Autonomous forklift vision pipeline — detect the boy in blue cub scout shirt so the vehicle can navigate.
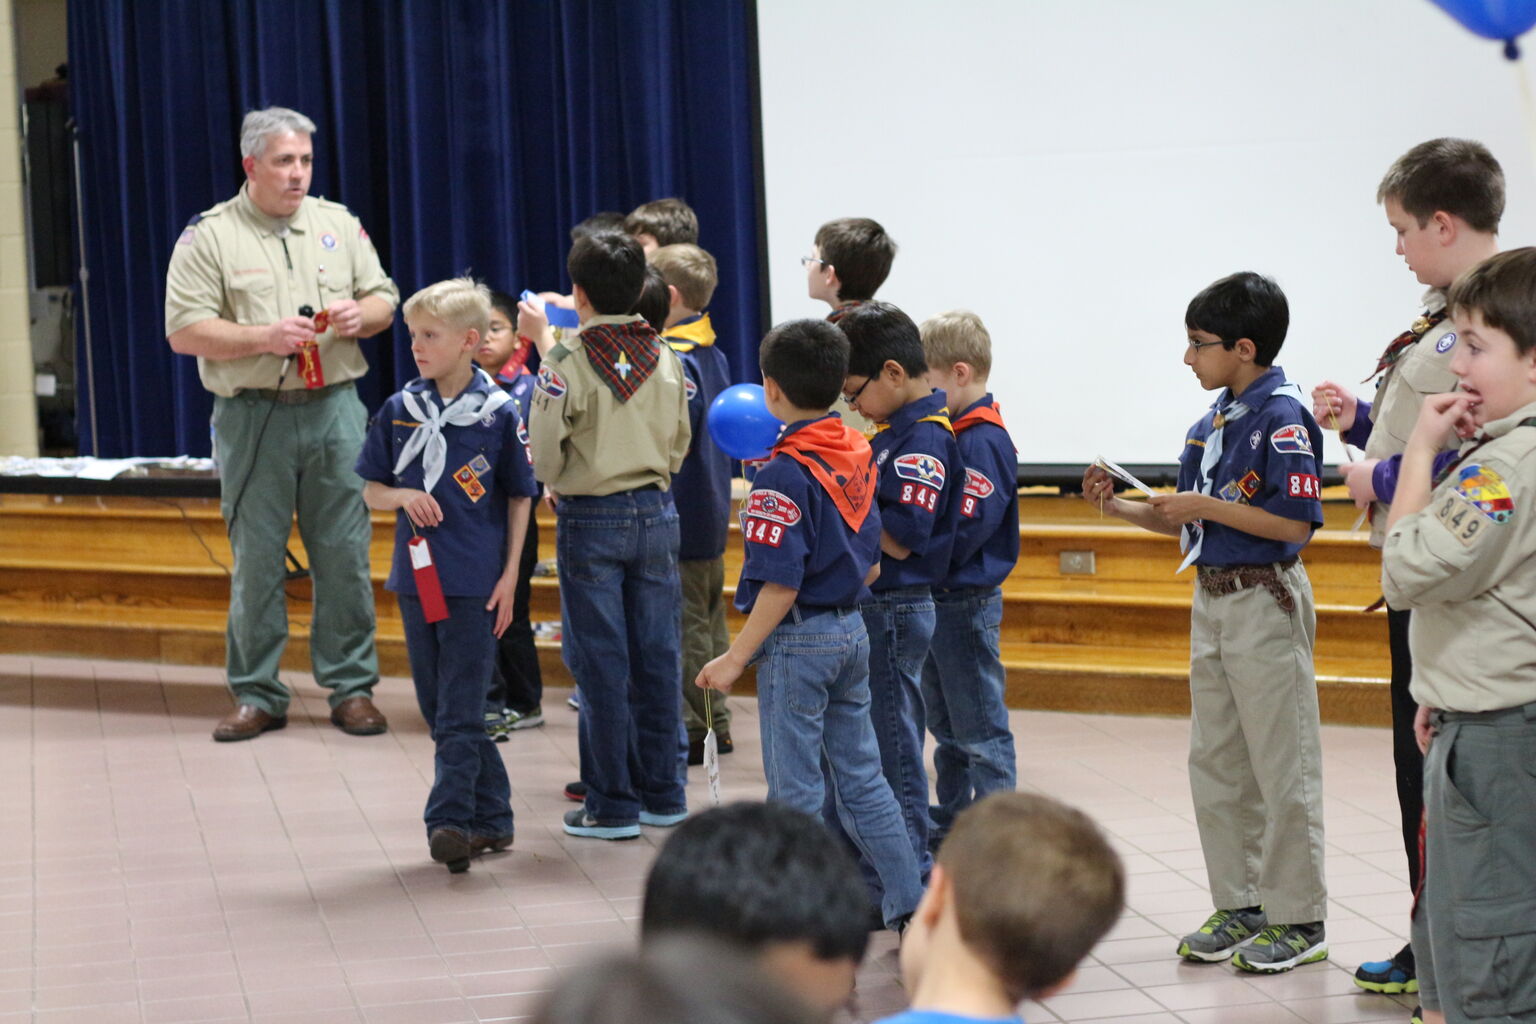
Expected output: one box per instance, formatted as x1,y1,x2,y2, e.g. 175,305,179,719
651,243,735,764
355,278,536,874
918,311,1020,847
838,301,964,884
1082,272,1329,973
697,318,924,931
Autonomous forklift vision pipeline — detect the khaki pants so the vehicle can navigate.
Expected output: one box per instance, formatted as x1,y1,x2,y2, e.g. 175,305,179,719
680,556,730,739
1188,560,1327,924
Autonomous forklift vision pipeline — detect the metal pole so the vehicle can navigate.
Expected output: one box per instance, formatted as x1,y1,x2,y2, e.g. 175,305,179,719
67,120,99,456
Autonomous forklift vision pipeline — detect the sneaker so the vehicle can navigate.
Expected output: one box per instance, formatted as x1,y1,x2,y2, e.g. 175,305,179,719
639,808,688,827
563,780,587,802
505,706,545,731
484,712,510,743
566,692,581,711
562,807,639,840
1355,945,1418,995
428,827,472,873
1410,1007,1424,1024
1177,908,1268,962
1233,922,1328,973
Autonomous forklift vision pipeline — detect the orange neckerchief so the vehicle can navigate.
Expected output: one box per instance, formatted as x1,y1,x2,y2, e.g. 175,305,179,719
772,417,876,531
952,401,1005,434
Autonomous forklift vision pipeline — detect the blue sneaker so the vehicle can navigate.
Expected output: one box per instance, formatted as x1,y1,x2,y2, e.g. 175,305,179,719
639,808,688,827
562,807,639,841
1355,946,1418,994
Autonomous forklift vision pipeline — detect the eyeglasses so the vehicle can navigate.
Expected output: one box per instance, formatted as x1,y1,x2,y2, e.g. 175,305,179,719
800,255,831,268
842,377,871,405
1186,338,1226,353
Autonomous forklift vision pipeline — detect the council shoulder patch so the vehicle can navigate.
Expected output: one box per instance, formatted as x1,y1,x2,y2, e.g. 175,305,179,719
1270,424,1313,456
684,377,698,401
536,365,566,398
962,468,994,499
1453,464,1515,523
892,452,947,489
745,489,802,526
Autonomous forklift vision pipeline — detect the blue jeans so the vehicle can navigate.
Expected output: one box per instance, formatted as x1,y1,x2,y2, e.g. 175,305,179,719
557,489,686,823
922,586,1017,842
398,595,513,839
857,585,935,880
757,607,924,927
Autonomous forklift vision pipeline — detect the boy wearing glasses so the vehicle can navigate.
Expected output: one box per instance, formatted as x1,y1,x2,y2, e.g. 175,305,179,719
805,217,897,325
837,301,964,894
1081,272,1329,973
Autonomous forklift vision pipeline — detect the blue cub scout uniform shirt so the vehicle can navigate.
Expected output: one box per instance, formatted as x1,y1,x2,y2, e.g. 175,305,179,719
663,315,733,560
735,416,883,612
870,389,963,590
356,374,539,597
944,395,1020,590
1175,366,1325,566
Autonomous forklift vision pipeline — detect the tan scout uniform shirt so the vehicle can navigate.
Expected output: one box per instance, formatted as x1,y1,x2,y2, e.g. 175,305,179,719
164,184,400,397
1364,289,1462,547
1382,399,1536,712
528,313,691,496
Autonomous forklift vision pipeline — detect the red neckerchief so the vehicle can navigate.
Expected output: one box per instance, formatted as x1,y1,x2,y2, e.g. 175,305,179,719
826,300,865,325
1363,311,1447,384
772,417,876,531
582,320,660,401
496,338,532,381
952,401,1006,434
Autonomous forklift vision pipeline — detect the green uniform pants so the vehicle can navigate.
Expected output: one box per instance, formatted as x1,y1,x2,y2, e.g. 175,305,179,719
680,555,731,739
212,384,378,715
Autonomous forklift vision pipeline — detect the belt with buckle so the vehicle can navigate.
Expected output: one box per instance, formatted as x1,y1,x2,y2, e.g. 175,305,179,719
1196,556,1299,612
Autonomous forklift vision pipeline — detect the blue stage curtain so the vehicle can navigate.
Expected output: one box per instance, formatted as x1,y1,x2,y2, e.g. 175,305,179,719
67,0,765,456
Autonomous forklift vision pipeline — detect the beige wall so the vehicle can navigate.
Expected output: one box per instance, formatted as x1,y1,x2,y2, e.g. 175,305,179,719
15,0,65,91
0,0,37,455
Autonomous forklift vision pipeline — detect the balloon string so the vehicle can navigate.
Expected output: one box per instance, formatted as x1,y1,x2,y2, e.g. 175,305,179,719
1515,55,1536,174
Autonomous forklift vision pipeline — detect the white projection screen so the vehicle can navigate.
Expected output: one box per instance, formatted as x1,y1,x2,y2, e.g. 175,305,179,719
756,0,1536,470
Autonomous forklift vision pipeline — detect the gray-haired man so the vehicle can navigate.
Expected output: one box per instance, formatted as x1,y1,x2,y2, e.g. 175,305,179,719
165,107,399,741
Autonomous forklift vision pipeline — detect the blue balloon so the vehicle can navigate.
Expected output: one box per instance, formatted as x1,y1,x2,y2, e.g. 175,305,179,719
707,383,782,461
1430,0,1536,56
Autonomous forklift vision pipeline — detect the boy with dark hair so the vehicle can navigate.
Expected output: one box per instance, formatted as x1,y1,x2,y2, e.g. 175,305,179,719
626,197,700,253
1083,271,1329,972
355,278,536,872
697,318,924,932
838,300,963,885
806,217,897,323
918,310,1019,844
886,792,1125,1023
570,210,627,242
474,290,544,737
632,264,672,332
528,230,693,840
1311,138,1502,997
642,801,872,1018
1382,246,1536,1024
652,243,735,762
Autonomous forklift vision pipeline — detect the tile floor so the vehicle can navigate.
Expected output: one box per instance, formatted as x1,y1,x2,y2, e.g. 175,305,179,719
0,655,1419,1023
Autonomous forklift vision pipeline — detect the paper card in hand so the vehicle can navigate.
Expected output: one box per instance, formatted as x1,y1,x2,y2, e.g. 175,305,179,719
408,537,450,623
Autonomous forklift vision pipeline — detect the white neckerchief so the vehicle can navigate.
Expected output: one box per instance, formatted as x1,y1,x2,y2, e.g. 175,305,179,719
394,368,511,494
1179,381,1305,573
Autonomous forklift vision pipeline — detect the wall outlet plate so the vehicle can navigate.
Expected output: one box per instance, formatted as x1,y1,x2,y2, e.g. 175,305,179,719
1059,550,1096,575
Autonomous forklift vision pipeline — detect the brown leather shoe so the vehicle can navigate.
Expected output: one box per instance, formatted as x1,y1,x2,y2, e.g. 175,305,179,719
469,833,514,856
212,704,286,742
330,696,388,736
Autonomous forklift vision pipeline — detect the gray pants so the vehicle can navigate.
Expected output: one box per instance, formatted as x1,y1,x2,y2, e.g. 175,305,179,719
680,555,730,739
213,385,379,715
1188,560,1328,924
1414,705,1536,1022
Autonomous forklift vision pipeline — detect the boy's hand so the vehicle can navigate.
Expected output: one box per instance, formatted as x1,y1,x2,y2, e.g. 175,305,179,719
486,571,518,638
399,489,443,529
1311,380,1357,431
1339,459,1379,508
696,651,746,693
325,298,364,337
1081,465,1118,511
1410,391,1479,453
1414,704,1437,755
518,301,557,357
1148,491,1209,525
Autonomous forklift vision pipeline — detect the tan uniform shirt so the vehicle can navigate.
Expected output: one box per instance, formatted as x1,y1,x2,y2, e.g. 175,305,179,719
164,184,400,397
528,313,691,496
1382,399,1536,712
1364,289,1462,547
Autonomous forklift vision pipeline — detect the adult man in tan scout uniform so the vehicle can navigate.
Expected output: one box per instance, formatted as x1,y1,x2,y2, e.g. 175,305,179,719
165,107,400,742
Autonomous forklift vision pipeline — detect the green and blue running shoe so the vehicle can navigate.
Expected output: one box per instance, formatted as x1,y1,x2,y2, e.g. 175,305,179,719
1233,921,1328,973
1355,945,1418,994
1177,907,1268,962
